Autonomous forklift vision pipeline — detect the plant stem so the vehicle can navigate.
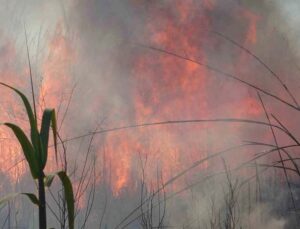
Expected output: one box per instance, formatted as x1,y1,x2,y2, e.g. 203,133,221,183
38,174,47,229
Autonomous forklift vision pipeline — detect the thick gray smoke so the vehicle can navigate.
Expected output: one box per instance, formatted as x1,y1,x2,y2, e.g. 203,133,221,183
0,0,299,228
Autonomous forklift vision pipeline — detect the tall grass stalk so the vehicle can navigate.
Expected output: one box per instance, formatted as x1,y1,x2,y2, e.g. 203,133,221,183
0,83,75,229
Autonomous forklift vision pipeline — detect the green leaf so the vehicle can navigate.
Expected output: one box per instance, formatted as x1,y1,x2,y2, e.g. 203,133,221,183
40,109,58,168
0,83,40,164
47,171,74,229
57,171,74,229
44,174,55,187
0,193,39,206
23,193,40,205
3,123,39,179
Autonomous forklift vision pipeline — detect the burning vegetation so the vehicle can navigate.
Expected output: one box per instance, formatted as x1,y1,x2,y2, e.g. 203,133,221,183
0,0,299,228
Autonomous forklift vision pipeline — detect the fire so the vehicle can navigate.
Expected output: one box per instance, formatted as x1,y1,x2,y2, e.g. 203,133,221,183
0,39,29,182
104,134,136,195
39,22,76,173
102,1,261,195
40,22,75,110
240,9,260,45
98,1,213,194
0,1,264,198
0,21,75,184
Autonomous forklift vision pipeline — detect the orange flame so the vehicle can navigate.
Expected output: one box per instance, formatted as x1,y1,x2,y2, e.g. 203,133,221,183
0,2,265,198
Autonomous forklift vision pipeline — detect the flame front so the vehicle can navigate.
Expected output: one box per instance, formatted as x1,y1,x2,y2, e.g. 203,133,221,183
100,1,263,195
0,1,267,197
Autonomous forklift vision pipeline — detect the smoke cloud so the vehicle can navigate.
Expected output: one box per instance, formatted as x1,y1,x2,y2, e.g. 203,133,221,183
0,0,299,228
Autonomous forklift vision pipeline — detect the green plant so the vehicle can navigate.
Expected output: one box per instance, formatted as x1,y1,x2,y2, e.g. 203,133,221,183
0,83,74,229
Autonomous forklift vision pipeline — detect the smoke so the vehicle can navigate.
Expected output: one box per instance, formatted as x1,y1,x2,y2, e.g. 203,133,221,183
0,0,299,228
246,204,286,229
271,0,300,72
